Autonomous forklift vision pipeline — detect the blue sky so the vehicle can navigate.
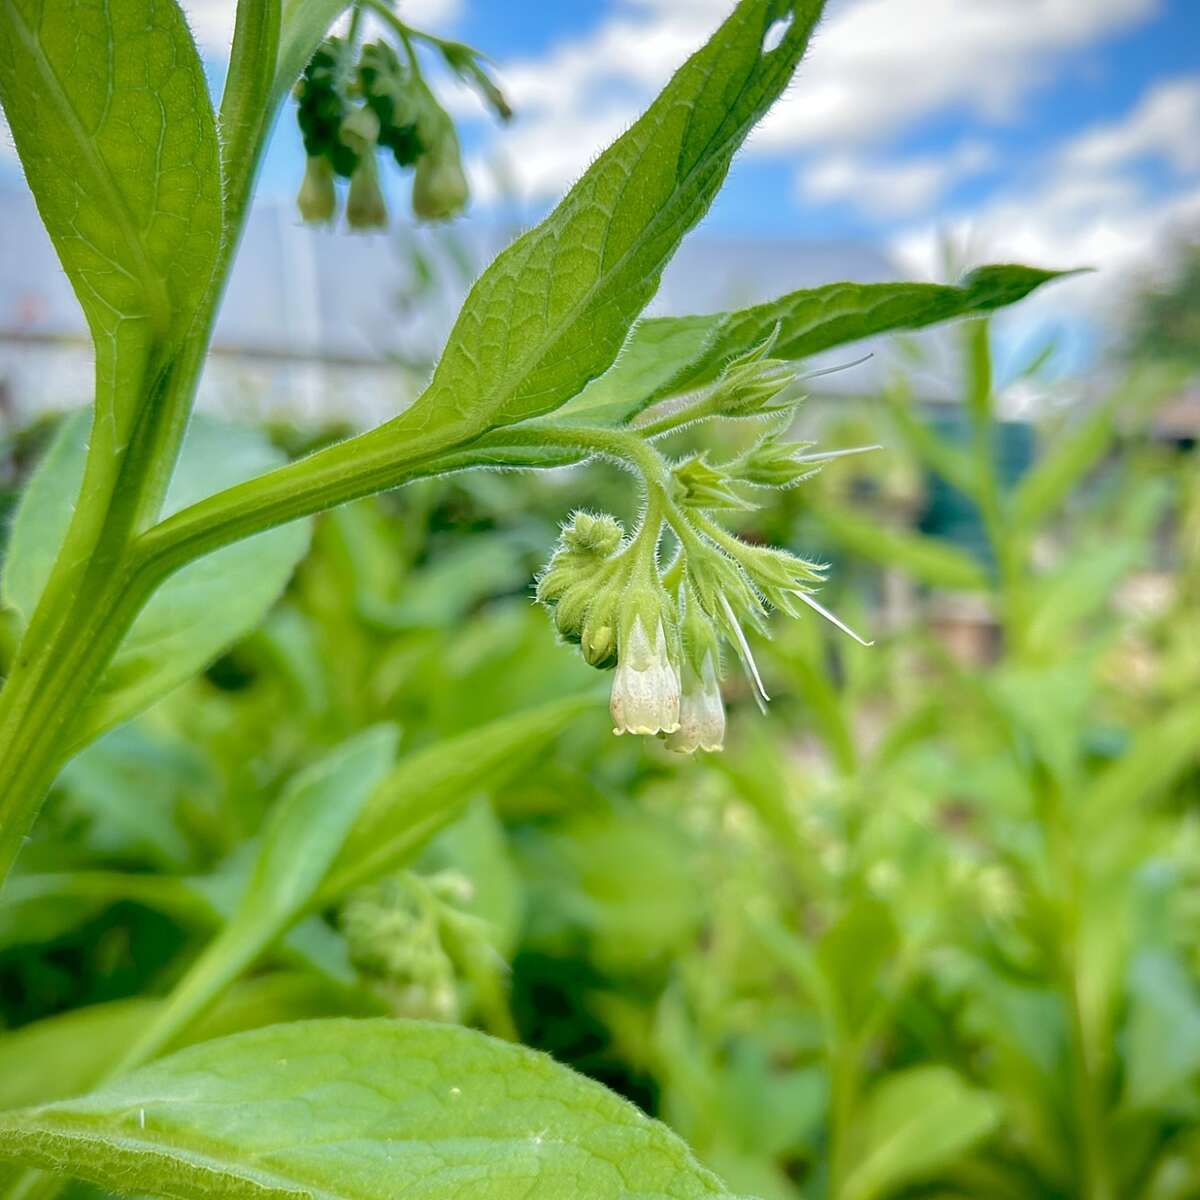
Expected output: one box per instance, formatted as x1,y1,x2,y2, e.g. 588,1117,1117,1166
250,0,1199,345
3,0,1197,362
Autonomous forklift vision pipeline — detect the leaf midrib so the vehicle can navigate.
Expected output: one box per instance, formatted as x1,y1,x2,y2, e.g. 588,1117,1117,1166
4,0,172,332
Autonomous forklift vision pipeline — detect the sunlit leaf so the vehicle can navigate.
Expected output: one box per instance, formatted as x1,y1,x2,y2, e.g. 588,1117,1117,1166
0,1020,741,1199
0,0,223,434
387,0,824,442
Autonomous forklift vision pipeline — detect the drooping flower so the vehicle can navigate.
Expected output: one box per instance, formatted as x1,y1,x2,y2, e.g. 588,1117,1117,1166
666,652,725,754
297,155,337,224
610,617,681,737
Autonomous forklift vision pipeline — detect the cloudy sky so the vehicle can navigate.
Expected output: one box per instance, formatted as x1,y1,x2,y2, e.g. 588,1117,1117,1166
251,0,1196,338
4,0,1198,364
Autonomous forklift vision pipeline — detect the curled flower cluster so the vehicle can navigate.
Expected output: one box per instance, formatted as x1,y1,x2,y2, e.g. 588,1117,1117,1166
294,21,509,230
536,347,878,755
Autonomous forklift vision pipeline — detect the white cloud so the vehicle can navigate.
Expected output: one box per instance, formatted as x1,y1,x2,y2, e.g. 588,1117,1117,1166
754,0,1159,150
1063,76,1200,175
470,0,1160,202
179,0,463,56
890,78,1200,329
798,141,995,218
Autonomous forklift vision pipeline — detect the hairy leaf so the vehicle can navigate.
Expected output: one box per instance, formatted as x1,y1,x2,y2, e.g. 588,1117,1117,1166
390,0,824,443
0,1019,740,1199
0,0,223,434
556,266,1067,428
2,414,311,745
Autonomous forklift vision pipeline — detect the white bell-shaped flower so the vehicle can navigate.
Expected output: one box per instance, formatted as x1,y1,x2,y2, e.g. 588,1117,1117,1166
610,617,680,736
666,652,725,754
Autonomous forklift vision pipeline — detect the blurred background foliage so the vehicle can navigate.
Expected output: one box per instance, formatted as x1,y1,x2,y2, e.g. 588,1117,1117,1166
1,281,1199,1200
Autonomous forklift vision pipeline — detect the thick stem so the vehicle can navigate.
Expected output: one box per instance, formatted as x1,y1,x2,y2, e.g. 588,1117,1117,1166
0,0,355,887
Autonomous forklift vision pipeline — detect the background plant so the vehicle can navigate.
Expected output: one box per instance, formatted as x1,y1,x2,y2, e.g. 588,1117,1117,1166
0,0,1175,1198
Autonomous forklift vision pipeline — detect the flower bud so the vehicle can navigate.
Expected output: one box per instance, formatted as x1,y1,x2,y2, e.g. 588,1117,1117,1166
297,155,337,224
346,151,388,231
673,453,755,511
579,587,620,668
562,510,624,557
440,41,513,122
707,329,801,418
413,146,469,220
715,538,825,618
738,435,820,489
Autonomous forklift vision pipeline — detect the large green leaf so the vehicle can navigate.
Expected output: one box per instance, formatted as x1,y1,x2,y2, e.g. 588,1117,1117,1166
555,267,1066,429
390,0,824,443
0,0,223,434
0,1020,739,1200
2,413,310,745
841,1066,1001,1200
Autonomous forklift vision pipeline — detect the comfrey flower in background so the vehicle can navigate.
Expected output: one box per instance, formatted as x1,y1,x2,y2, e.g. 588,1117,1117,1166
536,335,878,755
293,19,509,230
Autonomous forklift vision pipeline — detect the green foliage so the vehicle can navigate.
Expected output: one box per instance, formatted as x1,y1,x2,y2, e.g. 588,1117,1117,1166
841,1067,1001,1200
555,269,1063,430
0,0,222,436
1122,240,1200,367
0,1020,738,1200
2,415,310,749
395,0,824,441
0,0,1172,1198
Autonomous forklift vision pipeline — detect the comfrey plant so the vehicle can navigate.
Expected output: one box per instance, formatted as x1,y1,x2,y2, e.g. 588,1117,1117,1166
535,335,882,753
0,0,1064,1194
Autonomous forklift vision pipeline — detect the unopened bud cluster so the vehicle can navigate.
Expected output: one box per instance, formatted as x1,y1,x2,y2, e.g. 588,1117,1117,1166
294,25,509,230
341,871,497,1022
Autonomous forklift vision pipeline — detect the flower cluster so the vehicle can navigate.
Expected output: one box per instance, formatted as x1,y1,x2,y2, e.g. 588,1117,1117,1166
536,350,878,754
293,19,509,230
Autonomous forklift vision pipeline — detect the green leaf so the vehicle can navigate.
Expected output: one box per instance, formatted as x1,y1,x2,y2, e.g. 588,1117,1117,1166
1123,948,1200,1110
552,266,1067,429
320,694,594,902
115,728,397,1068
0,1019,739,1200
0,975,368,1112
809,500,991,592
841,1066,1001,1200
0,0,223,434
556,316,721,427
56,725,213,869
391,0,825,442
1010,395,1119,530
2,413,311,745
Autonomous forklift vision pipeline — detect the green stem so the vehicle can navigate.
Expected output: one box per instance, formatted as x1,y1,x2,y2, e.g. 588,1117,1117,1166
0,0,354,888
